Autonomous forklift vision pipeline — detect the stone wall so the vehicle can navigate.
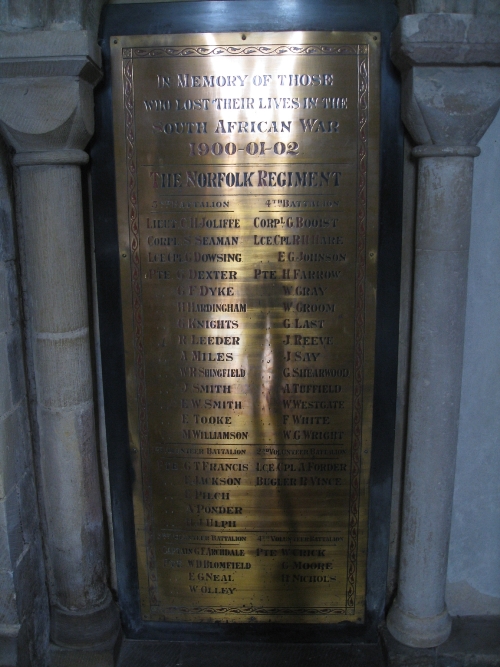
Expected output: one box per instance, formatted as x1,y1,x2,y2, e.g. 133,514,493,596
398,0,500,14
446,108,500,616
0,140,49,667
0,0,104,33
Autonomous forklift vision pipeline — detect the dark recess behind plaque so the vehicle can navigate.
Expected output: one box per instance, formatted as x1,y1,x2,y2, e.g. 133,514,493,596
91,0,402,642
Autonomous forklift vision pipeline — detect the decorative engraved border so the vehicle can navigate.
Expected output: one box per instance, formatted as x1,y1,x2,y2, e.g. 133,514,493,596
131,44,361,58
123,42,369,619
346,48,369,610
123,55,160,607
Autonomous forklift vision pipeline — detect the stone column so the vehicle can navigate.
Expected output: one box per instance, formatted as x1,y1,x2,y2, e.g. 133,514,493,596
387,14,500,648
0,36,119,649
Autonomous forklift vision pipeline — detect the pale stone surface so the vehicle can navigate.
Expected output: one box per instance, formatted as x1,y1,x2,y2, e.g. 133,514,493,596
12,153,118,648
0,34,118,650
398,0,500,14
387,155,474,648
0,0,107,37
0,139,49,666
388,13,500,647
401,67,500,146
393,13,500,67
446,108,500,616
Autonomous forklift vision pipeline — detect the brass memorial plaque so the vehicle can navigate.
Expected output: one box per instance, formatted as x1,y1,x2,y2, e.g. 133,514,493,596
111,31,379,624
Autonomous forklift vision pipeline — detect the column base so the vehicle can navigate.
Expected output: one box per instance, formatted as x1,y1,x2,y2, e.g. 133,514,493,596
386,599,452,648
50,593,120,650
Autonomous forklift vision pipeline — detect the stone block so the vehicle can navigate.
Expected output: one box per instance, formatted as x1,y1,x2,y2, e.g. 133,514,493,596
17,470,41,550
37,402,109,607
0,202,14,263
4,486,23,567
393,14,500,68
0,571,17,625
415,0,476,11
12,543,44,637
19,165,91,333
5,262,20,331
0,336,12,417
0,496,12,572
440,616,500,657
7,328,26,408
28,593,50,667
15,619,33,667
15,400,31,476
11,512,49,667
478,0,500,12
0,624,19,667
0,30,101,67
0,406,29,500
35,333,93,409
380,626,436,667
50,645,114,667
0,262,10,334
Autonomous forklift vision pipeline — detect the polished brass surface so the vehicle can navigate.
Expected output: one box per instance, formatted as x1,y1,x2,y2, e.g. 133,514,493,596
111,31,379,624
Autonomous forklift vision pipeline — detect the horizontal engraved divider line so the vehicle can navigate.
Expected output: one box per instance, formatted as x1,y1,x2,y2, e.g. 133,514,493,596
156,456,240,460
148,208,341,212
157,531,346,535
141,162,351,165
154,443,348,446
157,541,344,546
152,612,349,616
147,193,344,197
152,195,345,198
147,208,237,211
141,164,351,168
157,530,345,534
256,209,344,212
254,544,343,558
36,327,89,341
157,528,347,544
155,194,345,197
147,197,346,203
154,453,349,456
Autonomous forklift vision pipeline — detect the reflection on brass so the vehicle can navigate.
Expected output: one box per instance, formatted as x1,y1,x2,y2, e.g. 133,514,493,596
111,31,379,624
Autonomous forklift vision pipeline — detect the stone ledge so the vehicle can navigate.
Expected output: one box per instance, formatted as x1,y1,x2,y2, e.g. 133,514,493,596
393,14,500,68
0,30,101,68
0,30,101,84
50,644,115,667
381,615,500,666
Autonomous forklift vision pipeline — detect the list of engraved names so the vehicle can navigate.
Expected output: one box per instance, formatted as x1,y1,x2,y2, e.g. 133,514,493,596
112,32,379,623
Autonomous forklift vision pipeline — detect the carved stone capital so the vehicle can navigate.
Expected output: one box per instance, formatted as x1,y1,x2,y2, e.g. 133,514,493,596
0,30,101,154
401,65,500,147
392,13,500,147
